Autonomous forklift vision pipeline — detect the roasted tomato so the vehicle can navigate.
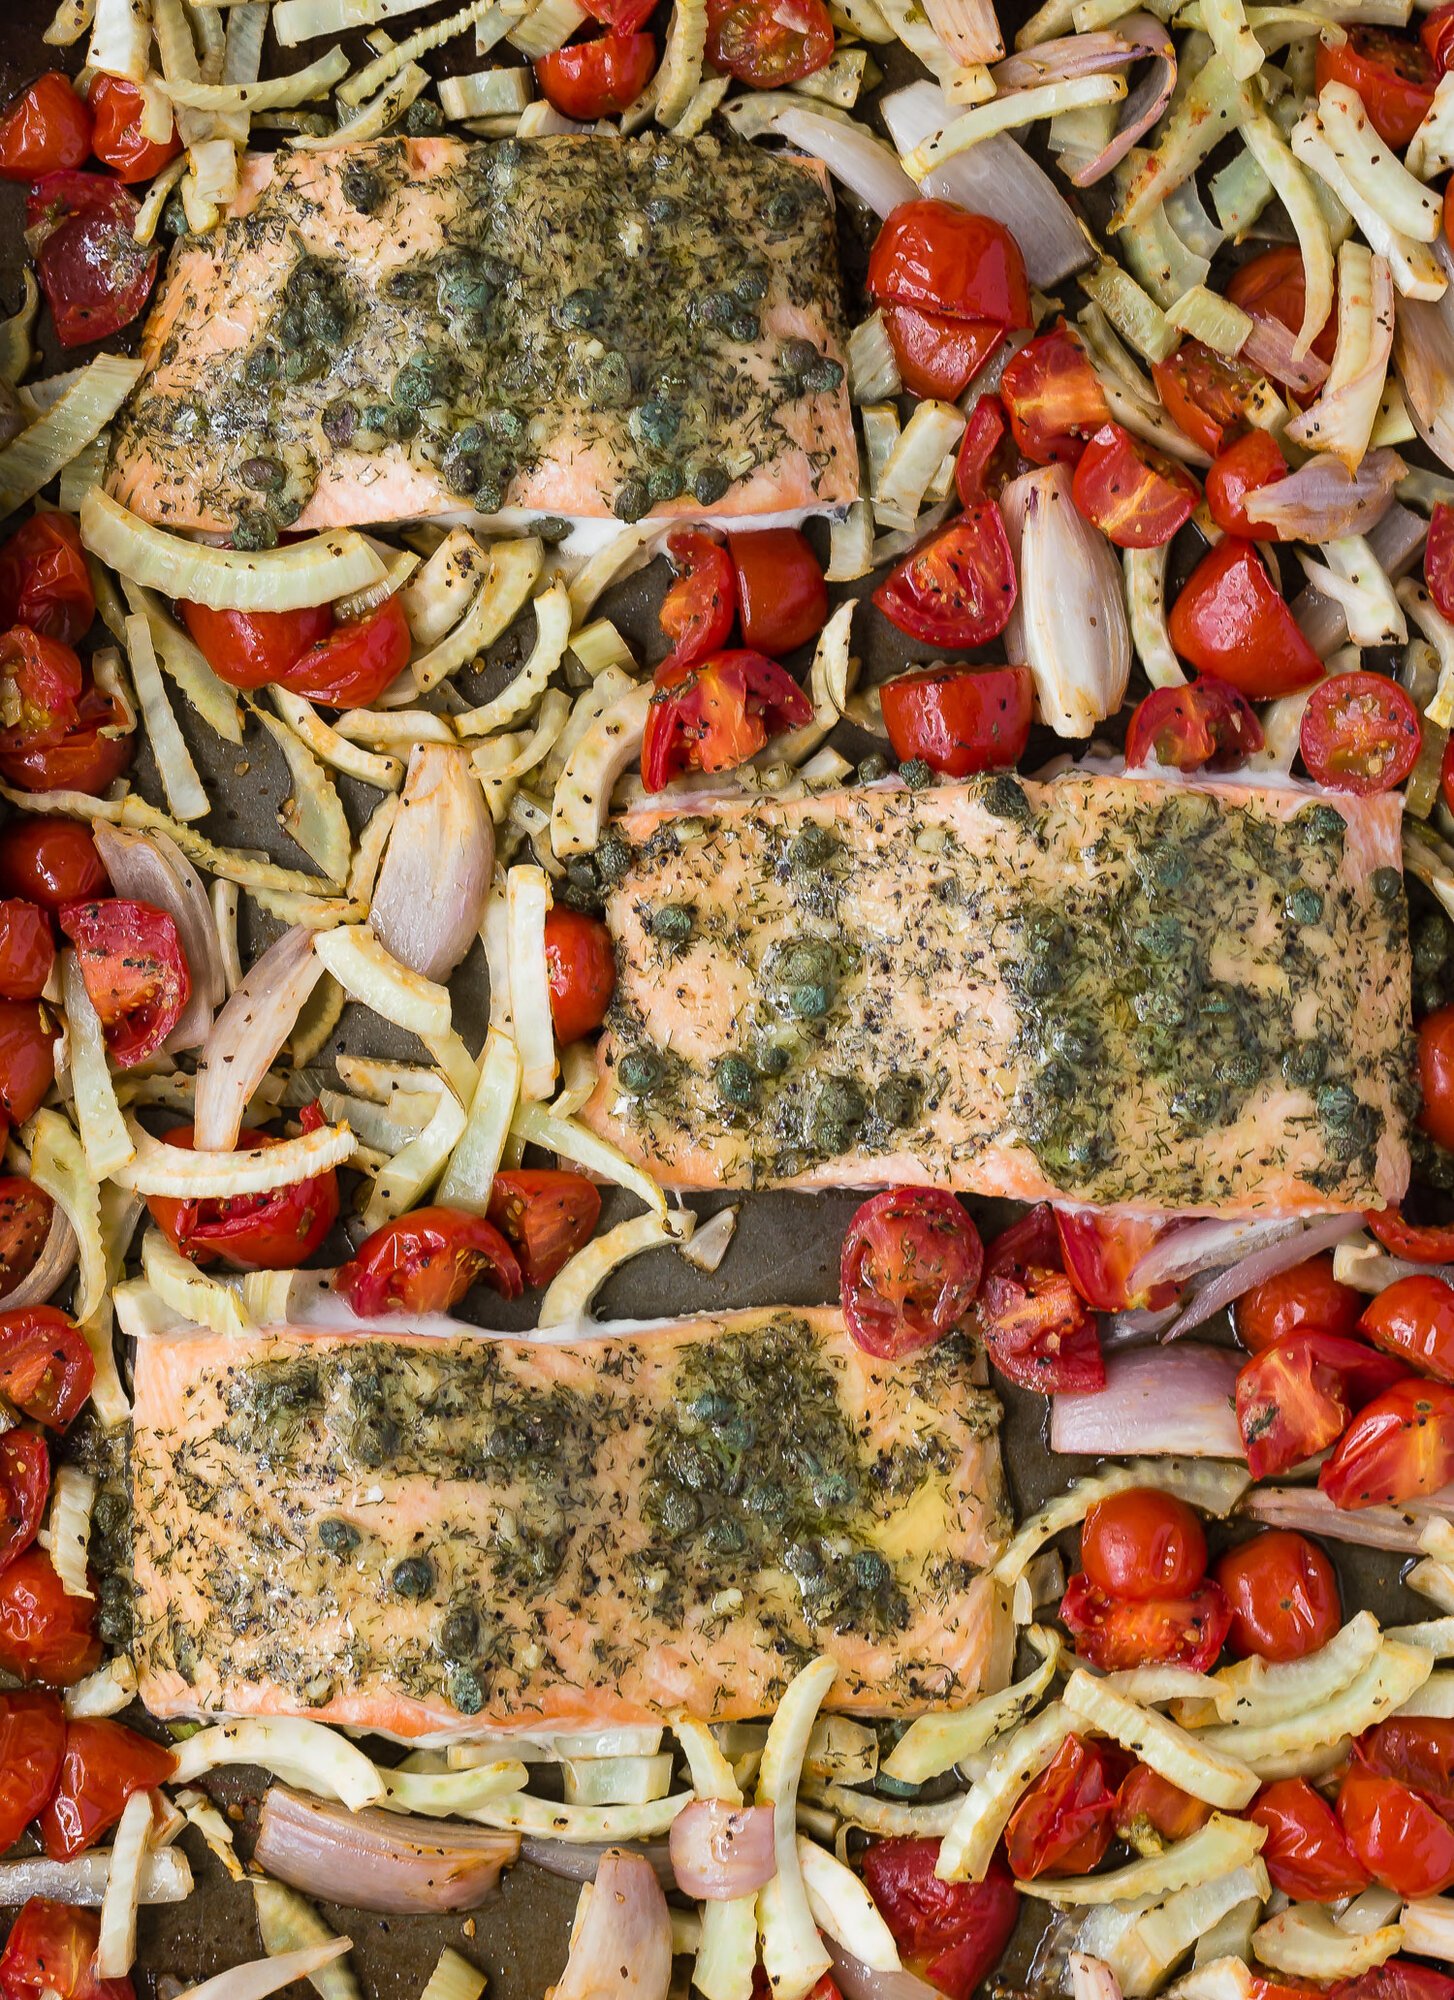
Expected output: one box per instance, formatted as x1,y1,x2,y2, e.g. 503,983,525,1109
180,601,334,692
278,594,412,709
0,1549,99,1685
543,906,616,1045
872,510,1017,649
1059,1572,1232,1674
1320,1377,1454,1508
1366,1205,1454,1264
1300,672,1422,794
1335,1966,1454,2000
868,202,1031,337
25,172,156,348
1053,1209,1179,1313
955,394,1018,507
706,0,832,84
727,528,827,658
859,1838,1020,2000
840,1188,984,1360
659,531,736,674
880,664,1033,778
0,1690,65,1852
1235,1332,1407,1480
641,650,811,791
0,1430,48,1579
58,898,190,1070
336,1206,524,1317
882,305,1006,403
0,626,81,755
0,1899,134,2000
486,1170,602,1290
999,325,1109,464
1080,1489,1208,1601
86,75,181,183
1358,1718,1454,1823
0,1306,94,1429
1169,538,1322,698
0,999,57,1125
1114,1764,1211,1851
0,680,132,796
0,515,95,646
0,818,106,912
1428,503,1454,623
976,1205,1104,1394
1225,247,1339,374
1234,1253,1364,1353
1360,1272,1454,1382
0,900,55,1001
1251,1779,1372,1901
1215,1530,1342,1663
1070,423,1199,549
0,75,92,183
39,1719,175,1860
0,1179,57,1304
1123,677,1263,775
145,1116,340,1271
1316,28,1435,148
1152,342,1263,458
536,31,657,115
1337,1766,1454,1898
1004,1733,1126,1880
1418,1008,1454,1157
1205,430,1290,539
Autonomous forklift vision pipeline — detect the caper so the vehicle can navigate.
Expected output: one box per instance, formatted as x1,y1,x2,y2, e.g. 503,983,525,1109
403,97,443,133
585,351,632,409
321,398,357,445
666,1439,714,1489
692,1390,737,1426
532,515,572,544
161,192,188,238
351,1414,400,1467
697,289,737,328
596,831,634,882
1372,866,1402,902
557,285,605,329
93,1490,125,1537
447,1667,485,1714
231,510,277,552
618,1048,663,1094
789,823,835,872
874,1075,919,1128
651,902,694,942
280,347,320,383
1152,847,1189,892
1171,1082,1222,1124
1286,884,1325,926
1300,801,1346,845
474,473,506,514
240,455,284,492
1416,913,1452,976
784,1540,823,1582
614,478,650,524
779,336,820,377
341,161,384,212
1316,1081,1359,1130
764,190,801,228
359,402,395,436
647,464,682,507
632,396,681,448
659,1488,701,1537
244,347,279,387
754,1038,791,1077
900,757,932,791
644,194,678,224
439,1603,482,1659
392,361,434,410
318,1517,360,1555
1283,1040,1327,1088
803,356,845,394
440,269,493,315
858,752,889,783
691,461,730,506
715,1053,756,1108
812,1467,855,1508
728,311,760,344
704,1518,745,1556
814,1075,866,1143
392,1556,435,1600
1218,1050,1263,1088
303,296,345,345
980,773,1032,825
853,1549,890,1591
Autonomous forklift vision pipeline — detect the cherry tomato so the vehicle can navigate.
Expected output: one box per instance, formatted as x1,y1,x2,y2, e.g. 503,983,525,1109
0,75,92,183
1235,1333,1406,1480
58,898,190,1070
0,818,106,912
1004,1733,1125,1880
1205,430,1290,539
1123,677,1263,775
0,1690,65,1852
1053,1210,1180,1313
881,305,1006,403
872,509,1017,649
1114,1764,1211,1850
1419,1007,1454,1158
0,999,56,1124
1317,28,1435,148
86,75,181,183
0,515,95,647
1152,341,1262,458
0,900,54,1000
1070,423,1199,549
1169,537,1323,698
336,1205,523,1317
1251,1778,1371,1900
1081,1489,1208,1602
0,1899,134,2000
0,1306,94,1429
1300,672,1422,795
0,681,133,796
1320,1377,1454,1508
868,201,1031,335
0,1179,56,1303
706,0,833,83
955,394,1017,508
25,172,156,348
145,1116,340,1271
581,0,655,26
1358,1719,1454,1823
1360,1272,1454,1382
658,531,736,675
543,906,616,1045
1226,247,1339,377
181,600,333,692
1366,1205,1454,1264
1059,1572,1232,1673
999,326,1109,464
641,650,811,791
1336,1966,1454,2000
486,1170,602,1289
1425,504,1454,626
40,1718,176,1860
0,1430,48,1579
840,1188,984,1360
278,594,411,709
536,31,657,115
0,1548,99,1684
859,1838,1020,2000
1215,1530,1342,1664
727,528,826,658
975,1204,1104,1394
1235,1253,1365,1354
880,664,1032,778
1338,1766,1454,1898
0,627,81,755
1425,3,1454,71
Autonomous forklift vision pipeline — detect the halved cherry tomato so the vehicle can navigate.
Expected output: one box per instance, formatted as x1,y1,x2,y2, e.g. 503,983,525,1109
0,1690,65,1852
1338,1766,1454,1898
0,681,132,797
860,1838,1020,2000
25,172,156,348
1418,1007,1454,1156
1300,671,1422,794
536,31,657,115
1317,28,1435,148
706,0,833,83
145,1115,340,1271
1214,1530,1342,1663
544,906,616,1044
0,1899,134,2000
40,1718,176,1861
872,509,1017,649
1152,341,1262,458
1226,247,1339,377
1070,423,1199,549
1251,1778,1371,1900
0,75,92,183
0,819,106,912
1366,1204,1454,1264
1235,1333,1407,1480
0,900,54,1000
86,75,181,183
1444,735,1454,820
0,515,95,646
1359,1719,1454,1823
999,326,1109,464
0,1179,57,1303
1114,1764,1211,1850
1205,430,1290,539
1123,677,1263,775
278,594,412,708
975,1205,1104,1394
180,601,333,692
0,1548,99,1684
1059,1572,1231,1673
881,305,1005,403
1425,3,1454,72
1425,504,1454,625
641,650,811,791
1081,1489,1207,1602
659,531,736,673
0,1306,95,1429
0,999,56,1124
1053,1210,1180,1313
1320,1377,1454,1508
1337,1966,1454,2000
727,528,826,657
336,1205,523,1317
0,1430,48,1579
1235,1253,1365,1354
840,1188,984,1360
880,665,1032,778
486,1170,602,1290
868,201,1031,334
58,898,190,1070
1361,1272,1454,1382
0,627,81,755
582,0,655,26
1169,537,1322,698
955,394,1016,508
1005,1733,1125,1880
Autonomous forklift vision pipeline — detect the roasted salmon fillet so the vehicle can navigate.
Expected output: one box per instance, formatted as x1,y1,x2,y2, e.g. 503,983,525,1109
105,132,856,544
584,773,1414,1215
130,1308,1011,1738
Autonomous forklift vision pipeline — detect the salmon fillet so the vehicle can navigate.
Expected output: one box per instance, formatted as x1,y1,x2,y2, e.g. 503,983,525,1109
105,133,856,543
129,1308,1012,1738
584,772,1414,1215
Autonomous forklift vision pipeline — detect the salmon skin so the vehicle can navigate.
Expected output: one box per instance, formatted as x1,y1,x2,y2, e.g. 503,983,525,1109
105,132,856,544
130,1307,1011,1737
586,772,1414,1216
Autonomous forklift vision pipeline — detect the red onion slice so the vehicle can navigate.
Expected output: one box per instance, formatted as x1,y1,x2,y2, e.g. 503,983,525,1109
370,744,493,982
1129,1215,1303,1293
519,1837,676,1889
669,1802,776,1900
828,1941,942,2000
770,106,916,218
554,1851,671,2000
91,823,226,1051
1294,500,1427,656
1165,1213,1365,1338
254,1786,519,1914
192,926,323,1153
0,1199,76,1310
1070,1957,1123,2000
1392,234,1454,474
1240,316,1331,398
1051,1344,1243,1458
1069,14,1176,187
993,30,1142,89
1245,449,1407,543
1242,1482,1454,1552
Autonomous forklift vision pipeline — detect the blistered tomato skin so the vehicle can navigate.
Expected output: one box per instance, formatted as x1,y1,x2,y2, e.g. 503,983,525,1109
1215,1530,1342,1661
1080,1490,1208,1602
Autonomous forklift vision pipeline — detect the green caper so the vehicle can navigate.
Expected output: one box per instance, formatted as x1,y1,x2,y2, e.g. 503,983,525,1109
596,831,634,882
784,1540,823,1582
980,773,1032,825
874,1075,919,1128
764,189,801,228
644,194,678,225
1285,884,1325,926
403,96,443,133
658,1488,701,1538
1171,1082,1222,1125
703,1518,746,1556
231,510,277,552
691,461,730,506
557,286,605,329
754,1038,791,1077
789,823,835,872
161,192,188,238
1316,1081,1359,1130
853,1549,890,1590
651,902,694,942
438,1603,482,1659
321,399,356,446
692,1389,736,1425
392,1556,434,1600
728,311,760,344
772,935,835,990
714,1053,756,1108
1282,1041,1327,1088
614,478,650,524
341,161,384,212
447,1666,485,1714
858,753,889,783
632,396,681,448
1152,847,1189,892
1300,802,1346,846
813,1074,866,1144
647,464,682,507
359,402,395,436
900,757,932,791
1372,866,1402,903
779,336,820,377
802,356,845,394
618,1048,663,1094
1218,1050,1263,1088
318,1517,360,1555
243,346,278,387
392,361,435,410
585,351,632,409
280,347,320,384
734,266,769,302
